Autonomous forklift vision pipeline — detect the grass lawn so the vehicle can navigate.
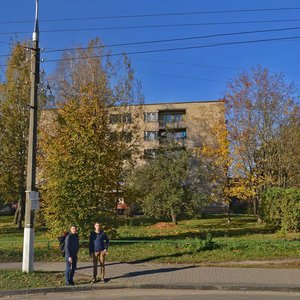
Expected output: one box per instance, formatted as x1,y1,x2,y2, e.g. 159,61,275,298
0,215,299,264
0,270,91,290
0,270,64,290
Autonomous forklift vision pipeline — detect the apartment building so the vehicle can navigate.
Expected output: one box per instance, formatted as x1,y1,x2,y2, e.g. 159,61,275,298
42,100,224,159
41,100,226,213
109,100,225,159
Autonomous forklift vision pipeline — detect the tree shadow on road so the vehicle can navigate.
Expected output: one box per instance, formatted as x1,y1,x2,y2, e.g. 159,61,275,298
108,265,196,281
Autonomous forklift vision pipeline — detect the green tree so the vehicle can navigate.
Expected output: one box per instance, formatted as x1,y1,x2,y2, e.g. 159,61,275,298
39,39,143,237
125,142,207,224
261,188,300,232
0,43,30,229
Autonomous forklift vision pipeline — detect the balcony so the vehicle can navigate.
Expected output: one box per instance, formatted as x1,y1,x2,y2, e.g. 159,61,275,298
158,110,186,129
158,130,187,146
159,120,186,129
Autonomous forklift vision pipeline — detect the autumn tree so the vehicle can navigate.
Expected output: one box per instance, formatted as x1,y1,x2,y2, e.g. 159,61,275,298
0,42,48,228
197,105,233,223
39,39,143,237
0,43,31,229
224,66,299,219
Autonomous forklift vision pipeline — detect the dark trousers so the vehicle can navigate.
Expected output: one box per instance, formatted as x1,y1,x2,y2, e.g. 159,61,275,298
65,256,77,284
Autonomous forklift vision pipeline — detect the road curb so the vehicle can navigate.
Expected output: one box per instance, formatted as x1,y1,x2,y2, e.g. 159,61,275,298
1,282,300,297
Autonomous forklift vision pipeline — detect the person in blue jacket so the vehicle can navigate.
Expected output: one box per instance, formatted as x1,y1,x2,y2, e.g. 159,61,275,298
89,221,109,283
64,225,79,285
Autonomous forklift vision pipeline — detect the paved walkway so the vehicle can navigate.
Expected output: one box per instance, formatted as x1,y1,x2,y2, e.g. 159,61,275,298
1,261,300,295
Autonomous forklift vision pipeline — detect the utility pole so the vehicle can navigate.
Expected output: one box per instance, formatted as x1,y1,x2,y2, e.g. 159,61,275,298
22,0,40,273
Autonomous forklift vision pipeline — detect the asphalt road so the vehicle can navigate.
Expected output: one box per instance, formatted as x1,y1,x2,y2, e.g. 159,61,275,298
2,289,300,300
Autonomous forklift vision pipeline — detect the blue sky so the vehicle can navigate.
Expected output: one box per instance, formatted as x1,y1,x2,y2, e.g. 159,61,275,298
1,0,300,103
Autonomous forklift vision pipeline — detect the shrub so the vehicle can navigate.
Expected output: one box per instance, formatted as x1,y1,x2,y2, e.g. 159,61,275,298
180,233,217,253
261,188,300,232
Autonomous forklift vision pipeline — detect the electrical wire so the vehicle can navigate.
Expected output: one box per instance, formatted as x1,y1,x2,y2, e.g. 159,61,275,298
43,26,300,54
1,6,300,24
2,25,300,58
3,18,300,35
42,35,300,64
134,58,300,76
1,34,300,68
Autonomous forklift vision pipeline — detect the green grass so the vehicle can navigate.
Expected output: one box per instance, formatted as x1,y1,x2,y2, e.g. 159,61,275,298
0,214,299,291
0,215,299,264
0,270,91,290
0,270,64,290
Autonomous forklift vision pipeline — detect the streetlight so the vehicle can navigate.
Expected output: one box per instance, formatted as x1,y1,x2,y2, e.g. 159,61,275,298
22,0,40,273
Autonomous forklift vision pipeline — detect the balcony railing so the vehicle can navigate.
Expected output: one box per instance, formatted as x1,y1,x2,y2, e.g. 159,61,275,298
158,120,185,129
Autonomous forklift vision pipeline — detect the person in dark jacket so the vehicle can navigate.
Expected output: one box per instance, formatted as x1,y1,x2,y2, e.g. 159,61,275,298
89,222,109,283
64,225,79,285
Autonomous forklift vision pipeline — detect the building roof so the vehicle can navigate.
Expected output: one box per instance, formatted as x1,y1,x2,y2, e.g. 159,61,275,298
141,99,223,106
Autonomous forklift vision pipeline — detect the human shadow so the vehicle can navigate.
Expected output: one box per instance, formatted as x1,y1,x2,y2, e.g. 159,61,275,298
77,261,121,271
108,265,196,280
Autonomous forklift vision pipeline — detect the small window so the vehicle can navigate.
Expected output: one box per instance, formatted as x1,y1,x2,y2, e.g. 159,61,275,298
174,130,187,139
121,132,132,143
159,130,186,141
110,131,132,142
144,149,156,159
144,112,158,122
122,150,132,159
144,131,158,141
110,114,121,124
123,113,132,123
110,113,132,124
110,132,118,141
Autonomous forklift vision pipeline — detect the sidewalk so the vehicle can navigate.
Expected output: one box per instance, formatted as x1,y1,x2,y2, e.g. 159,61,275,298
1,261,300,296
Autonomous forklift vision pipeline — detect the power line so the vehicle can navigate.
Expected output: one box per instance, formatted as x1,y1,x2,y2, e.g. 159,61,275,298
135,70,222,82
1,34,300,68
3,18,300,36
43,26,300,54
134,58,300,76
2,7,300,24
5,25,299,57
0,40,16,46
42,35,300,64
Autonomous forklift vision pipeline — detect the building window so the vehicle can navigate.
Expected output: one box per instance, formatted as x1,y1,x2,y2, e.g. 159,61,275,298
110,114,121,124
173,130,187,139
123,113,132,123
158,110,185,125
144,131,158,141
144,149,156,159
121,132,132,143
122,150,132,159
110,113,132,124
159,130,187,141
110,131,132,142
144,112,158,122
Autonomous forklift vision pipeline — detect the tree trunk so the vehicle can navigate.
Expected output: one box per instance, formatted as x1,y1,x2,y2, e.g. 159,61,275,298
171,208,177,225
253,197,257,215
13,208,19,224
17,195,25,230
227,204,231,224
253,197,262,223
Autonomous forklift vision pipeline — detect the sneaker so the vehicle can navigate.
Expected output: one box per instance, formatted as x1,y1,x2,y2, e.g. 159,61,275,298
99,278,105,283
91,278,97,283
